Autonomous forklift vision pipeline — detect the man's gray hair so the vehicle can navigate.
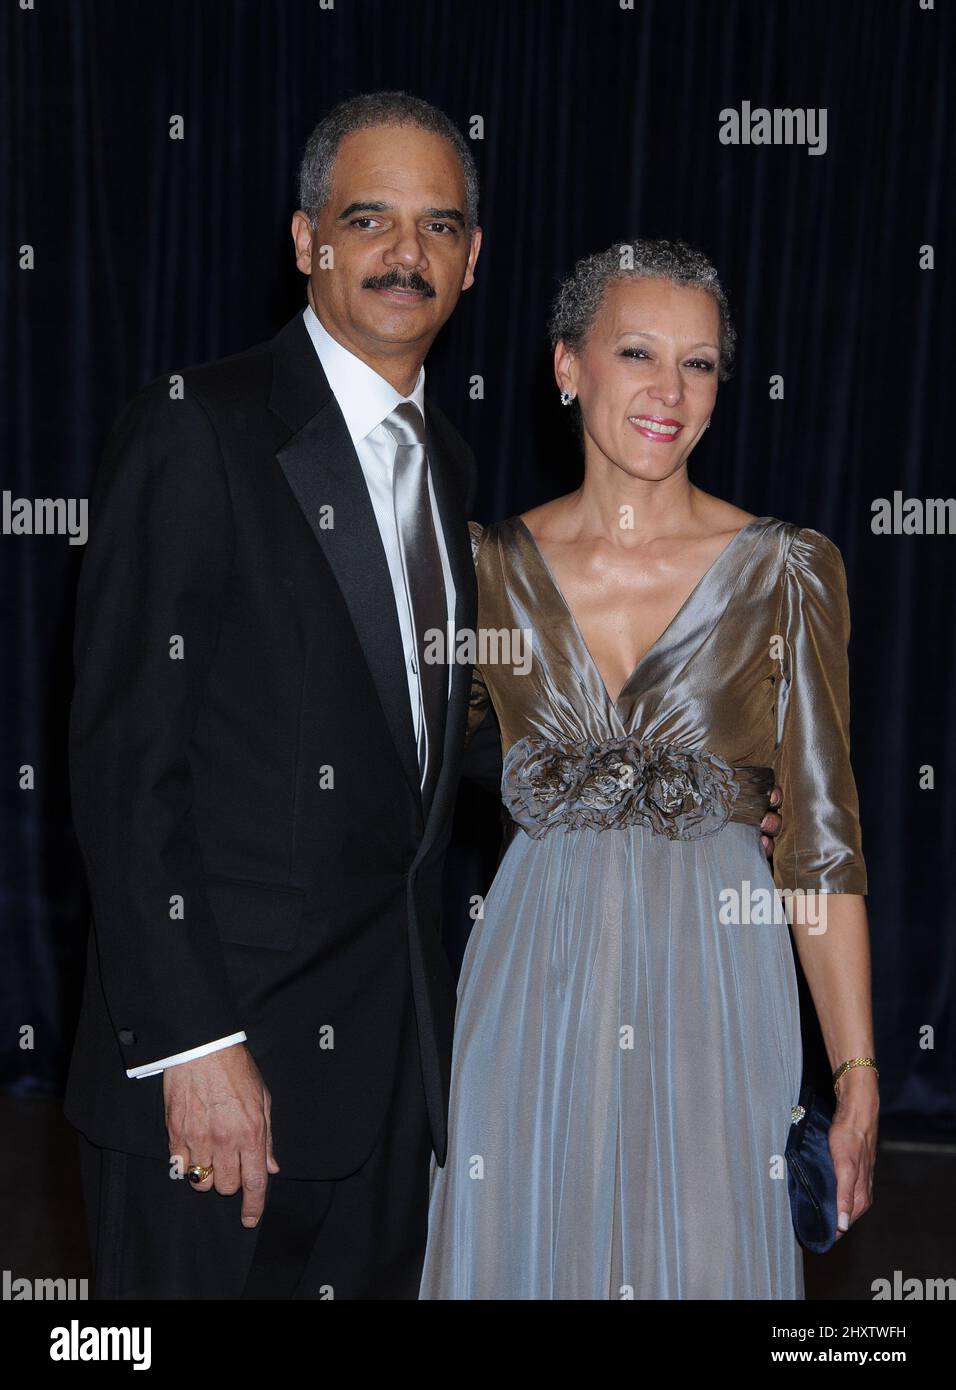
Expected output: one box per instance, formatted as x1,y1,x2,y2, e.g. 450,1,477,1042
298,90,479,231
548,238,737,380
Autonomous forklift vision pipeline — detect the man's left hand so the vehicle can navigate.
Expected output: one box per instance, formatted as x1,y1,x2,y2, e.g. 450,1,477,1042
760,786,783,859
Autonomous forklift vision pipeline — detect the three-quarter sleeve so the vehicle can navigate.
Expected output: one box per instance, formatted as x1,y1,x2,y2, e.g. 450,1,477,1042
771,527,867,894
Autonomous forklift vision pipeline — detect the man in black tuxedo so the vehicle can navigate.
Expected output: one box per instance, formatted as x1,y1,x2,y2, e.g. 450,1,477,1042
65,91,504,1299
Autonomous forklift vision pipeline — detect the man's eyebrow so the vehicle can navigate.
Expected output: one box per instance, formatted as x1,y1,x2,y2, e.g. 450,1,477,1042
337,200,392,220
423,206,466,227
336,200,466,228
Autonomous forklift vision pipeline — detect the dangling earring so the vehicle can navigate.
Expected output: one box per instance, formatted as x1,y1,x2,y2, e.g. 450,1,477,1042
705,419,711,429
560,390,574,406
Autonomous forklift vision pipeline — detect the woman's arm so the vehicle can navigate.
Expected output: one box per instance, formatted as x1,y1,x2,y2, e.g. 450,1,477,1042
772,528,876,1238
789,892,878,1236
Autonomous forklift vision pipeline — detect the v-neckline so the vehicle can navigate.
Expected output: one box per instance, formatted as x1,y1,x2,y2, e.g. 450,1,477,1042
514,514,765,712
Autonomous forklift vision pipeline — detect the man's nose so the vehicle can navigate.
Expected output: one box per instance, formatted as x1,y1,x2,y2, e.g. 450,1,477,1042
382,227,427,268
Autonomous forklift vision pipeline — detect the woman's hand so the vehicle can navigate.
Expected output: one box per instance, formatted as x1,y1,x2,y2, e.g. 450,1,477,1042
828,1067,879,1239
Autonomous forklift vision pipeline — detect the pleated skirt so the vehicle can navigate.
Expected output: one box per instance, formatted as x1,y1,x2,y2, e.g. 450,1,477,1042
419,820,804,1300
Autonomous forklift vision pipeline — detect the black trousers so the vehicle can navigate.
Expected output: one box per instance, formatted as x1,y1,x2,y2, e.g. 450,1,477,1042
76,988,433,1300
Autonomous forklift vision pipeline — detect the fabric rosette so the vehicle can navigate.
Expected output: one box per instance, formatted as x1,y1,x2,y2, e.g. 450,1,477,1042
501,733,740,840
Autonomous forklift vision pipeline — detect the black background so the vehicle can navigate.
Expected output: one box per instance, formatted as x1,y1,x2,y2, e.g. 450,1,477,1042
2,0,953,1127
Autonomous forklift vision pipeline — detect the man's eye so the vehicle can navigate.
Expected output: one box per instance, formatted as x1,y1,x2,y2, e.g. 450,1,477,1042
350,217,379,229
427,222,454,234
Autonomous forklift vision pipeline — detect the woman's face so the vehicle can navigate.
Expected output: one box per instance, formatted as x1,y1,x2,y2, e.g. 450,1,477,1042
558,277,721,482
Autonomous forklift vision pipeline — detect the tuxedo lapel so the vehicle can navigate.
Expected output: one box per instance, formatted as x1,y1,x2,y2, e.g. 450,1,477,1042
269,315,424,814
268,312,478,850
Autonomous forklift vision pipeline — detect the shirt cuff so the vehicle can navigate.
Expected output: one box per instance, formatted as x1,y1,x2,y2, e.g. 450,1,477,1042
126,1031,247,1079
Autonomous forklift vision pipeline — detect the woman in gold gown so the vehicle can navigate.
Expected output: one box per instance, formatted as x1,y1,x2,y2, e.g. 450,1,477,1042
420,239,877,1299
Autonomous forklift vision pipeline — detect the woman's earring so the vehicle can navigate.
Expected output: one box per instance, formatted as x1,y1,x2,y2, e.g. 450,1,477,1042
560,390,574,406
705,419,711,428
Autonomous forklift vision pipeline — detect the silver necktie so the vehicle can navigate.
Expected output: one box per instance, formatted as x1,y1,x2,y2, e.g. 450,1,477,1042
384,402,447,811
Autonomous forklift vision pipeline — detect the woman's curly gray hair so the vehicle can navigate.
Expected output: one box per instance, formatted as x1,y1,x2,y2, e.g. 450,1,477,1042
548,238,737,381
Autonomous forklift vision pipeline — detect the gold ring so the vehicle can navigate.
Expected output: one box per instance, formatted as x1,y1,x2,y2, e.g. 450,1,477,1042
187,1163,213,1184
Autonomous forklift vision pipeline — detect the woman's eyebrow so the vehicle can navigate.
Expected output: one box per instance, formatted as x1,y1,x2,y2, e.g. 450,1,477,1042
616,330,719,349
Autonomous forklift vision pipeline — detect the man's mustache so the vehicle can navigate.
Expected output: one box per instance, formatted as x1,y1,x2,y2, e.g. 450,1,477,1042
362,269,436,298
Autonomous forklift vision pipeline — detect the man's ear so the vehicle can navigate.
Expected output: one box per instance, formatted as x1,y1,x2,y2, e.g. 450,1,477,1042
291,210,315,276
461,226,482,292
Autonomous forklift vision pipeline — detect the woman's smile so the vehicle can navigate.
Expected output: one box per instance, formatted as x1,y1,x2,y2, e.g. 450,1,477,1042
627,414,684,442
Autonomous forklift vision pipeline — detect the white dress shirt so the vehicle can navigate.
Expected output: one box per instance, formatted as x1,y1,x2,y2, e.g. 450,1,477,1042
128,304,456,1079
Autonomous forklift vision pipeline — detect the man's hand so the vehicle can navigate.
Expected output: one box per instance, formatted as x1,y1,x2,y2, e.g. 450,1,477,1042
760,786,783,860
164,1043,279,1227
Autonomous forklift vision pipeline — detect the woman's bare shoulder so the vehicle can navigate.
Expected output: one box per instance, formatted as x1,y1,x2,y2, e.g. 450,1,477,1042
518,494,580,541
693,491,759,535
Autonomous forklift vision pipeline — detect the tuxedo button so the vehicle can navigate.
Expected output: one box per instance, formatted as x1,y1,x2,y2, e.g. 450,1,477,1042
118,1028,136,1046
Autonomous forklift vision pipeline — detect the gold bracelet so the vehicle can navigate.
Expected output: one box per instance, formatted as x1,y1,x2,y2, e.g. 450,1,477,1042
832,1056,879,1089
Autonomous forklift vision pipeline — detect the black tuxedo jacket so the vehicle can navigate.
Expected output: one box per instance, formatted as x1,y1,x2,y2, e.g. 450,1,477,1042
64,311,503,1179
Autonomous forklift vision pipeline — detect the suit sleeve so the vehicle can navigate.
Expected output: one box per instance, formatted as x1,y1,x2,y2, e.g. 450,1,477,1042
69,382,245,1075
771,527,867,894
459,521,504,795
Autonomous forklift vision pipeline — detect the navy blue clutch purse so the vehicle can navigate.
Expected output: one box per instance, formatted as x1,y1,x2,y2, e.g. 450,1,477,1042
785,1083,838,1254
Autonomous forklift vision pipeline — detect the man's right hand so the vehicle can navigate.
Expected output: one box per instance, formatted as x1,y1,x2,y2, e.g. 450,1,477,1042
163,1043,279,1227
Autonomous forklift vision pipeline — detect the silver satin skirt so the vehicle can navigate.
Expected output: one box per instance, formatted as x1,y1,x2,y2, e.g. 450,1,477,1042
419,819,804,1300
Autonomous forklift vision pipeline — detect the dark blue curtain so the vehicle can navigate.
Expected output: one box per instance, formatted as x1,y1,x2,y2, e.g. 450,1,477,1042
2,0,953,1128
